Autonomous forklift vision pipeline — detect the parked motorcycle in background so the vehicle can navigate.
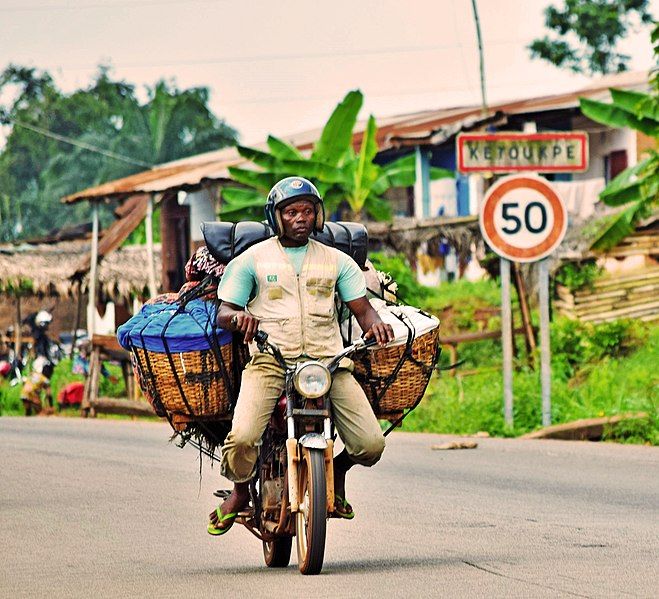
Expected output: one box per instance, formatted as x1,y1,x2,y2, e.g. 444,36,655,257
5,309,63,386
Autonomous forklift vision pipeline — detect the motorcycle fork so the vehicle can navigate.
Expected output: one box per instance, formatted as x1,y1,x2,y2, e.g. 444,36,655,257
325,439,335,514
286,437,299,512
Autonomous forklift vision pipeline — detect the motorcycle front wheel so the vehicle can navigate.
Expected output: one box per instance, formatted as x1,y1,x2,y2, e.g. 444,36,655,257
263,537,292,568
296,447,327,575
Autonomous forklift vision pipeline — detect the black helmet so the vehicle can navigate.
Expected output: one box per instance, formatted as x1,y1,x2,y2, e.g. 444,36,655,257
265,176,325,237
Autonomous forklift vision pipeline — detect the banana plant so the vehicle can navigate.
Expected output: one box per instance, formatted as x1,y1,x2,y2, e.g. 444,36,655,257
578,25,659,251
220,89,453,222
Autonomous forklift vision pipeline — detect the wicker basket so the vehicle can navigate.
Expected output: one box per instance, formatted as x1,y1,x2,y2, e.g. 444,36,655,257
132,344,237,418
353,327,439,417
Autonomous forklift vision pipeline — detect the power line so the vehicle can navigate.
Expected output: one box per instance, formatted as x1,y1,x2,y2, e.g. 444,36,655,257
37,39,526,72
9,119,153,168
0,0,224,12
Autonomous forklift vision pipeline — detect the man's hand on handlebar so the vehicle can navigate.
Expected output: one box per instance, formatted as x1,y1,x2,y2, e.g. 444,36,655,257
363,321,395,347
230,311,260,344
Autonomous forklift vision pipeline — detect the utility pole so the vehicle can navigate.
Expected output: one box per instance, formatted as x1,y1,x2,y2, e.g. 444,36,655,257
470,0,488,117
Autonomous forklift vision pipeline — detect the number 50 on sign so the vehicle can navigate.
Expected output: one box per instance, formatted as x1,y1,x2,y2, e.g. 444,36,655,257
479,175,567,263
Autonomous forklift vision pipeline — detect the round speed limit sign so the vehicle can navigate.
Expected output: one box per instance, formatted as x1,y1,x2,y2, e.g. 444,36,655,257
479,174,567,263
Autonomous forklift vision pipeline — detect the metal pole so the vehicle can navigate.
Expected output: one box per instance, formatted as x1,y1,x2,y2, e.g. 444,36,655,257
414,146,431,218
145,194,157,298
470,0,488,117
538,259,552,427
87,200,99,337
500,258,514,428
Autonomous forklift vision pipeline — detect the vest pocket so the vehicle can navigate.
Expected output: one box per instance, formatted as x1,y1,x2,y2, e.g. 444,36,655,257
267,285,283,300
306,277,334,298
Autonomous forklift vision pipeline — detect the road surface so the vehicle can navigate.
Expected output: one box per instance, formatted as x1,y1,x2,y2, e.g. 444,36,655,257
1,417,657,598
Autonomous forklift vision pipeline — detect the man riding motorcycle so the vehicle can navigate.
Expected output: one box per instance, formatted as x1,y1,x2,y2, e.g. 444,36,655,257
208,176,394,535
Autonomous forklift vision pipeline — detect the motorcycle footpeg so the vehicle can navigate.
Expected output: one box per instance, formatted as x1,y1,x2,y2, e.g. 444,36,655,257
213,489,232,498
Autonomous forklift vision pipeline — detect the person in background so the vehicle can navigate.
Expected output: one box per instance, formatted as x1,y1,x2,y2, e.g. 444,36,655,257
21,357,54,416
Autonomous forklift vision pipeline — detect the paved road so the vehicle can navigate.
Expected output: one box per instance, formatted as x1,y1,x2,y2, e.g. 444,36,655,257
1,417,657,598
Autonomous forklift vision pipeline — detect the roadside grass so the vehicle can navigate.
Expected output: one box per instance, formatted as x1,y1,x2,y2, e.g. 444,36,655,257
404,323,659,444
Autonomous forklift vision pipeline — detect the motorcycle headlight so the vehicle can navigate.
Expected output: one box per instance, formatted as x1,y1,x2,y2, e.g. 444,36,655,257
294,362,331,398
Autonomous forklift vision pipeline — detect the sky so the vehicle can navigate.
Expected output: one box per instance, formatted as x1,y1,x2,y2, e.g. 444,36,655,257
0,0,656,145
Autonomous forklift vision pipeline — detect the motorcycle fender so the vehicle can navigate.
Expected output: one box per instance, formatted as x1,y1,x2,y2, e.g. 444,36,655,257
299,433,328,449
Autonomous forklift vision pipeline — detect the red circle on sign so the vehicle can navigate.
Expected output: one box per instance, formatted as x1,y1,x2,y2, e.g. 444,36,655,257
480,175,567,262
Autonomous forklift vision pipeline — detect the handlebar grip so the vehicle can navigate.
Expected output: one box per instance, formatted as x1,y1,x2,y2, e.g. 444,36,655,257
361,335,379,348
254,330,268,345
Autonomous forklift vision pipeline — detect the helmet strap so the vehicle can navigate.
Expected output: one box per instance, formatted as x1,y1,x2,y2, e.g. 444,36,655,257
275,210,284,237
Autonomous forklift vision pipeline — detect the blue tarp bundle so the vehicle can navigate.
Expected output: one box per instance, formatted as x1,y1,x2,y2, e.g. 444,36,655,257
117,299,232,353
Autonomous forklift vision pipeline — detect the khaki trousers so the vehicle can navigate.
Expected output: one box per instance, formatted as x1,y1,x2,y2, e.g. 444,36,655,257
221,353,386,483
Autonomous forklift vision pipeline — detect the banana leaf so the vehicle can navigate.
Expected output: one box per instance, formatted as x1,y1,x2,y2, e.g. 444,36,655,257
311,89,363,166
267,135,304,161
351,115,380,213
590,201,650,251
580,97,659,137
363,194,392,221
599,157,650,206
236,145,281,170
274,159,345,183
610,89,659,122
220,186,265,208
227,166,274,191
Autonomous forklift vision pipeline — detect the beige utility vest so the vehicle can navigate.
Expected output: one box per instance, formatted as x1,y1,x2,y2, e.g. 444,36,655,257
246,238,344,359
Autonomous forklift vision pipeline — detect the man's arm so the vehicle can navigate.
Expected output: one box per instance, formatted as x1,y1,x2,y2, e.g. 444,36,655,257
217,302,260,343
344,296,394,346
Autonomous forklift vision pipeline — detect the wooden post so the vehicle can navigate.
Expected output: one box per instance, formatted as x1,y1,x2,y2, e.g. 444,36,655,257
87,200,100,337
512,262,537,367
145,194,157,298
70,282,84,359
14,292,22,364
81,345,101,418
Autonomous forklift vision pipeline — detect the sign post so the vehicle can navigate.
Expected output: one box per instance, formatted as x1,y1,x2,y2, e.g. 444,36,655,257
479,174,567,428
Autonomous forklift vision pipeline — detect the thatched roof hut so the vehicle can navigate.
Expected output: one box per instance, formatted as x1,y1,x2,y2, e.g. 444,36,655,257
0,240,162,302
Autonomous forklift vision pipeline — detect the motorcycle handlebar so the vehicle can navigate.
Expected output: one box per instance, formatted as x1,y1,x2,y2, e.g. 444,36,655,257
253,329,379,372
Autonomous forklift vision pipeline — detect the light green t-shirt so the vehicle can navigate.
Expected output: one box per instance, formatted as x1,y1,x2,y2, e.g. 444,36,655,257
218,244,366,307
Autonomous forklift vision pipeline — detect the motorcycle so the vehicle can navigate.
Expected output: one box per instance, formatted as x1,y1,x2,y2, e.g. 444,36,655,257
214,329,377,575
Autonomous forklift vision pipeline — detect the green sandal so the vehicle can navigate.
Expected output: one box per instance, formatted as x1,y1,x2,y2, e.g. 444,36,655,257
333,495,355,520
207,506,237,536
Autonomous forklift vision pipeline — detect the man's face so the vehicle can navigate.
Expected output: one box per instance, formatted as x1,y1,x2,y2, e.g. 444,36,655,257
279,199,316,245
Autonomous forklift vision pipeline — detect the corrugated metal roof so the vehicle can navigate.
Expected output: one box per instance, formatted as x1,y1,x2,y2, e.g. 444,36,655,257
63,70,650,204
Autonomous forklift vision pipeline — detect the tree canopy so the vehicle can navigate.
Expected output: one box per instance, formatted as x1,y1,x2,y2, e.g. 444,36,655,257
529,0,654,75
0,65,237,241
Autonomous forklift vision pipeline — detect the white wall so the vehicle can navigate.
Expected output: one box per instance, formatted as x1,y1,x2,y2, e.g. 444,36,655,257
429,178,457,217
571,117,637,181
179,188,216,241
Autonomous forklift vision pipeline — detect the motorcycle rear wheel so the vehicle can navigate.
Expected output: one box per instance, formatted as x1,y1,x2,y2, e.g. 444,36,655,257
296,447,327,575
263,537,292,568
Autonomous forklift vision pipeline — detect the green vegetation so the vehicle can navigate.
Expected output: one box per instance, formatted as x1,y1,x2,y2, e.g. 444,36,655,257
0,65,237,241
220,89,452,222
404,319,658,444
555,261,603,293
529,0,653,75
578,22,659,251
